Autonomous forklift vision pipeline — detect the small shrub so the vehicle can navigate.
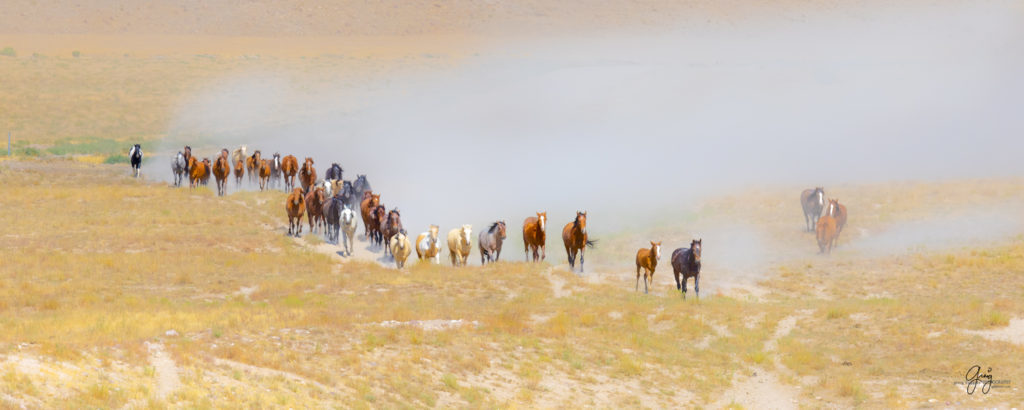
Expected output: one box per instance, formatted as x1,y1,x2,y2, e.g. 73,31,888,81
0,47,15,57
981,311,1009,328
19,147,41,157
72,50,81,58
104,154,129,164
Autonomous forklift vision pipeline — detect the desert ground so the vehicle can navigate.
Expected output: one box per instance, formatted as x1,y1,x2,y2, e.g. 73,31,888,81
2,0,1024,408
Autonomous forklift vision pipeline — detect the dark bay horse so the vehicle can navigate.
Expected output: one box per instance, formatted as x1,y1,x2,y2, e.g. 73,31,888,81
800,187,825,232
562,211,596,272
381,208,403,256
671,239,702,299
479,221,507,265
522,212,547,262
325,163,344,183
369,205,387,248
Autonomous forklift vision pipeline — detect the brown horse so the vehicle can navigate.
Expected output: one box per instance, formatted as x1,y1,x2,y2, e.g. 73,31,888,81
286,188,306,237
212,153,231,196
671,239,703,299
816,214,838,254
246,150,262,185
233,158,244,187
199,158,212,186
281,155,299,191
827,198,848,246
299,157,317,194
635,241,662,294
182,145,192,174
187,157,201,188
522,212,547,262
562,211,596,272
381,208,403,256
360,192,380,239
305,187,326,234
369,205,387,248
258,159,271,191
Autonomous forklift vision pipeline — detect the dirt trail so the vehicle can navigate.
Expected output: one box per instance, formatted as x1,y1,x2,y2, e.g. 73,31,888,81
145,342,181,400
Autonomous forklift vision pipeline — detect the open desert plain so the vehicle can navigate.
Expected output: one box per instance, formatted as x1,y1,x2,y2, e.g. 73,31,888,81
2,0,1024,408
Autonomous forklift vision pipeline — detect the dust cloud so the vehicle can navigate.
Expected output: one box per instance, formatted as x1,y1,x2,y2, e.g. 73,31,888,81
147,1,1024,262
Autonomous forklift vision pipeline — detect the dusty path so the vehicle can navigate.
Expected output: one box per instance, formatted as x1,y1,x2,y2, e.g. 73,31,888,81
145,342,181,400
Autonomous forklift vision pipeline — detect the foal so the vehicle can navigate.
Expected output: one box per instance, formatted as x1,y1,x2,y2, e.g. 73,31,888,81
635,241,662,294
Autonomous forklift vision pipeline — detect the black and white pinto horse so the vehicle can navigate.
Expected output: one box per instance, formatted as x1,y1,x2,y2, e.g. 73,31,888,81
171,151,186,186
129,144,143,178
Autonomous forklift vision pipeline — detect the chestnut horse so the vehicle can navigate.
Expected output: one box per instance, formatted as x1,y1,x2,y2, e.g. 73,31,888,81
299,157,317,194
635,241,662,294
800,187,825,232
200,158,212,186
671,239,702,299
305,187,326,234
187,157,202,188
522,212,547,262
212,152,231,196
360,192,380,239
258,159,271,191
281,155,299,191
827,198,848,246
816,213,838,254
286,188,306,237
233,158,244,188
562,211,596,272
479,221,507,265
246,150,262,185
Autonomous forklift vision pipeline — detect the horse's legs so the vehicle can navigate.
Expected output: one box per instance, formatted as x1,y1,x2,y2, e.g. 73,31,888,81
673,269,681,291
643,269,649,294
565,245,574,268
681,276,688,300
635,266,641,292
495,248,501,262
579,248,585,273
694,274,700,300
541,245,546,262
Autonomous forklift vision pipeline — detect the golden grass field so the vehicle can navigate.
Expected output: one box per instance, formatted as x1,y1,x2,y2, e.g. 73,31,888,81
1,157,1022,408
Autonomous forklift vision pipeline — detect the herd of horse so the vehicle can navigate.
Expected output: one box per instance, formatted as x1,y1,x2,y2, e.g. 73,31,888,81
147,144,845,296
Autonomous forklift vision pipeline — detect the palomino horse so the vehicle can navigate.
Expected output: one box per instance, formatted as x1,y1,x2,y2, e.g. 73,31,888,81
635,241,662,294
816,213,838,254
305,187,326,234
212,152,231,196
800,187,825,232
447,225,473,267
478,221,507,265
390,230,412,269
233,158,244,188
231,145,246,170
171,151,186,187
281,155,299,191
128,144,143,177
340,205,358,256
360,192,380,239
322,194,343,244
827,198,848,246
562,211,596,272
299,157,317,194
522,212,547,262
269,153,282,190
286,188,306,237
416,225,443,263
246,150,262,185
671,239,702,299
381,209,403,257
258,159,271,191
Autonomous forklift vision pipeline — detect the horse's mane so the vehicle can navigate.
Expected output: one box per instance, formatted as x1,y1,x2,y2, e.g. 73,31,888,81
488,222,501,233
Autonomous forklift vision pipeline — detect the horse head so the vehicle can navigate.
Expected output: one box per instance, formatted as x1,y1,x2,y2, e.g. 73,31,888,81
828,198,839,216
575,211,588,235
651,241,662,260
461,225,473,246
537,212,547,232
691,239,702,263
815,187,825,206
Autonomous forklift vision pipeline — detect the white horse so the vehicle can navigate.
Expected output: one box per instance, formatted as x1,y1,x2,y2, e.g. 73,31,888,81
231,145,247,169
416,225,443,264
171,151,186,187
340,205,358,257
447,225,473,267
321,180,333,198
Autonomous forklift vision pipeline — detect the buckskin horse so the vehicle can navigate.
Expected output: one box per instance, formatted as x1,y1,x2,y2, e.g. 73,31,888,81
299,157,317,194
478,221,507,265
286,188,306,237
562,211,596,272
801,187,825,232
635,241,662,294
671,239,703,299
522,212,547,262
281,155,299,191
447,225,473,267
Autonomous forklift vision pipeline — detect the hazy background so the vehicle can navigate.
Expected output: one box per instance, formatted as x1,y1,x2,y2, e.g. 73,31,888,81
143,1,1024,256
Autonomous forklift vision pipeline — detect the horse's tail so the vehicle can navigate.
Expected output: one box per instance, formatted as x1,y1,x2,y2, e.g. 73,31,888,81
585,238,598,248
